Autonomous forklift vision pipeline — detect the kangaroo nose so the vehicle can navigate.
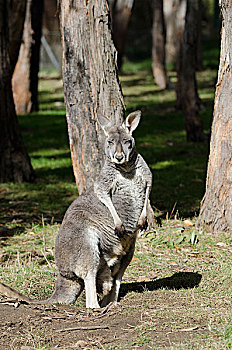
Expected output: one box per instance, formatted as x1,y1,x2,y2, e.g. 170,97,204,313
115,153,123,161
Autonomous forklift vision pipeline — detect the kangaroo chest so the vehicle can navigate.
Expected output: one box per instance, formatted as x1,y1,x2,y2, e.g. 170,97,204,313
111,169,146,232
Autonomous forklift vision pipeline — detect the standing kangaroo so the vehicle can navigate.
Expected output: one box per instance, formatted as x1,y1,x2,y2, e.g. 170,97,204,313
0,111,152,308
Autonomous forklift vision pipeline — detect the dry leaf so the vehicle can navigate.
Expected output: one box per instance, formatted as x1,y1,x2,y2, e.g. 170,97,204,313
174,243,181,250
167,261,178,266
179,325,199,332
75,340,88,347
183,219,193,227
216,242,226,247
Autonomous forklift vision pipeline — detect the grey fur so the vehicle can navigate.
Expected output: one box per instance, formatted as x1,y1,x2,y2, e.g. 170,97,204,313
0,111,152,309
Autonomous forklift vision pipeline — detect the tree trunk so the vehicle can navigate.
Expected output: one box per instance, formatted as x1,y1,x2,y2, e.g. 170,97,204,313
176,0,205,142
60,0,125,194
109,0,134,71
152,0,168,90
198,0,232,233
8,0,27,73
163,0,186,65
0,0,34,183
196,0,203,71
12,0,43,114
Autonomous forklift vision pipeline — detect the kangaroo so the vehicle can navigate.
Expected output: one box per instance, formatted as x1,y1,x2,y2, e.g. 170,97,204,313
0,110,152,308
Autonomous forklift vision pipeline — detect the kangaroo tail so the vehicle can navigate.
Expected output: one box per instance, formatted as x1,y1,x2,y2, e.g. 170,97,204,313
0,282,47,304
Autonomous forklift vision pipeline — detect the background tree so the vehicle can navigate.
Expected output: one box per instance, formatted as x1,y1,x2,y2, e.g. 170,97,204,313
152,0,169,89
60,0,125,194
8,0,27,73
198,0,232,233
176,0,205,142
196,0,203,71
163,0,186,65
109,0,134,71
0,0,34,183
12,0,44,114
164,0,202,70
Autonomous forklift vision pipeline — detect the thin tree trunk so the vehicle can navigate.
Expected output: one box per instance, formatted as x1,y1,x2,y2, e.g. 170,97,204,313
163,0,187,65
198,0,232,233
0,0,34,183
109,0,134,70
8,0,27,73
12,0,43,114
152,0,168,89
176,0,205,142
60,0,125,194
196,0,203,71
163,0,176,65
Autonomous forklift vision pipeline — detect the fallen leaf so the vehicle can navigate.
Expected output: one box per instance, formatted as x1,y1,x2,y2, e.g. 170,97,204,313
75,340,88,347
183,219,193,227
167,261,178,266
179,325,199,332
132,257,139,261
174,243,181,250
216,242,227,247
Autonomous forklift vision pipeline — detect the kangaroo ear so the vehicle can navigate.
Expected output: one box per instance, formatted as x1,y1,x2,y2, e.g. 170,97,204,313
97,115,112,136
122,110,141,134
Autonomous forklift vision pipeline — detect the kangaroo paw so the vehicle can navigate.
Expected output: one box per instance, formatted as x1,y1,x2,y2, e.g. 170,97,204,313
114,223,125,237
138,217,148,231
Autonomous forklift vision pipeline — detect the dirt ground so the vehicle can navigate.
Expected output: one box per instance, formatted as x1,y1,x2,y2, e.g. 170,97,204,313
0,275,209,350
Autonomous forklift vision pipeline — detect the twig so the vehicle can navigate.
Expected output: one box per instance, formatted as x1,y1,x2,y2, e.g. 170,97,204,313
40,249,52,269
55,325,109,332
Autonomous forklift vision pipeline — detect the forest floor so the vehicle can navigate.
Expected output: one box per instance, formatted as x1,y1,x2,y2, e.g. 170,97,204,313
0,221,232,349
1,46,232,349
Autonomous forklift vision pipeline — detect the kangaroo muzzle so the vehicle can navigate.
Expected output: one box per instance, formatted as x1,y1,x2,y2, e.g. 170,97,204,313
114,152,125,164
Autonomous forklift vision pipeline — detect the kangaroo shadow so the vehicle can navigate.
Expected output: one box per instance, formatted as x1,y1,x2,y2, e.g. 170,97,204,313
119,272,202,299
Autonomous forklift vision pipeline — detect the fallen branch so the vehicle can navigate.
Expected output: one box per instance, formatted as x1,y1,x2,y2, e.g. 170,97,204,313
55,325,109,332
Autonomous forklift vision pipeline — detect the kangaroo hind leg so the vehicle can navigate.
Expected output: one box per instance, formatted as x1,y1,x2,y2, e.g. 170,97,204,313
84,272,100,309
39,272,84,305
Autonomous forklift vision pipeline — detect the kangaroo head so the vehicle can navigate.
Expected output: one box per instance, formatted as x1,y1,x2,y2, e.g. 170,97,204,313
98,111,141,165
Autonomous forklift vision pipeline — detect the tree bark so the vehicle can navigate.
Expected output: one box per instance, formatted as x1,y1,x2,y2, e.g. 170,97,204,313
0,0,34,183
152,0,168,90
8,0,27,73
109,0,134,71
163,0,186,65
198,0,232,233
60,0,125,194
164,0,202,70
12,0,43,114
176,0,205,142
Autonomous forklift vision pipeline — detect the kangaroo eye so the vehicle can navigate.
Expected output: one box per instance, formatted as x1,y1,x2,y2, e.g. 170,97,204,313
125,140,132,147
108,140,114,145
